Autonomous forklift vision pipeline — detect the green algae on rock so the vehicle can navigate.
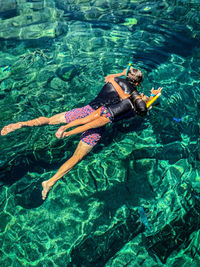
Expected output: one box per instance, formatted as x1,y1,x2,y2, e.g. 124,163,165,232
121,18,138,26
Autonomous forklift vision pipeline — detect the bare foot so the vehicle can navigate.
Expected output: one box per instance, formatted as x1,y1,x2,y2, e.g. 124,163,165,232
55,126,66,139
1,123,23,136
42,181,53,200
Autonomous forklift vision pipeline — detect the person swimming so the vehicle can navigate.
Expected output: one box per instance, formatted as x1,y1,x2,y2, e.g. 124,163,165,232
55,76,155,139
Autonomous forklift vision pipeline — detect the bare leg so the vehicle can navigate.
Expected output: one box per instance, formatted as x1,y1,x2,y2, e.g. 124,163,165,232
55,108,101,139
63,108,101,129
42,140,93,200
1,112,66,136
63,116,110,138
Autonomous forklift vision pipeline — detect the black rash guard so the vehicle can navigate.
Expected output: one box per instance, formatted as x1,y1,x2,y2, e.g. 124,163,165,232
106,95,147,122
106,97,136,122
89,77,147,122
89,77,137,110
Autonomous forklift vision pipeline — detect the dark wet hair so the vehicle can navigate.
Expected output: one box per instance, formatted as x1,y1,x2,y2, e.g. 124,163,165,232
126,68,143,86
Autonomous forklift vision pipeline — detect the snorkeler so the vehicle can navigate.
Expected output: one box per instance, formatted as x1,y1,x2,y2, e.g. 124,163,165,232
55,76,161,139
1,67,162,200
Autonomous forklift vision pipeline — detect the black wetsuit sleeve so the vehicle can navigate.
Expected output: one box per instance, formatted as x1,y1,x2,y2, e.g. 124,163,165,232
106,95,147,122
134,98,147,117
106,98,137,122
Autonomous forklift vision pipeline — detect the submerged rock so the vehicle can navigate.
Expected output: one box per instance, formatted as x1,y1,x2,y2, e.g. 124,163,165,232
145,197,200,264
0,0,18,19
50,77,67,90
0,3,65,40
69,207,144,266
56,65,77,81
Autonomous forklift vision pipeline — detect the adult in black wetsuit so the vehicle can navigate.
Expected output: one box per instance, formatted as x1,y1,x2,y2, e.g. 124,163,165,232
1,67,160,200
88,77,146,122
55,76,151,138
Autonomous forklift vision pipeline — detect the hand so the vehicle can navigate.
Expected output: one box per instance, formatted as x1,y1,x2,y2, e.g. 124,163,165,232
151,87,163,95
104,75,115,83
122,68,127,76
104,74,113,83
55,125,67,139
62,133,68,138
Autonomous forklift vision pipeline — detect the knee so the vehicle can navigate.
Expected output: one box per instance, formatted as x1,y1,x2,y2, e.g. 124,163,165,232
72,149,86,162
35,117,49,125
48,113,65,125
72,153,83,163
48,117,56,125
72,141,92,163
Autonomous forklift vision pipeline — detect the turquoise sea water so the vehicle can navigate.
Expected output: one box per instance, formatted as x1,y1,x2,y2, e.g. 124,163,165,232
0,0,200,266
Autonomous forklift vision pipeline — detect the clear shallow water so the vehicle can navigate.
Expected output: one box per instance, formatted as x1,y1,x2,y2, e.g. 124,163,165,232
0,0,200,266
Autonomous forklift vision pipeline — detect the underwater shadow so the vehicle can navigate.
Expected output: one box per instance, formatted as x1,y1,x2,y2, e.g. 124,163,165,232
0,116,145,186
0,116,149,209
0,138,80,208
67,155,155,222
133,19,200,71
94,116,147,154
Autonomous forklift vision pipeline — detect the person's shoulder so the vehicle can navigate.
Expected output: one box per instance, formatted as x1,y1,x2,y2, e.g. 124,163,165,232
114,77,125,82
114,77,128,86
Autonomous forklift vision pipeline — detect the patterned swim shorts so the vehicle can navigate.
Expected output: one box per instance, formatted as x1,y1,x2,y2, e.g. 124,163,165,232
100,106,112,123
64,105,105,147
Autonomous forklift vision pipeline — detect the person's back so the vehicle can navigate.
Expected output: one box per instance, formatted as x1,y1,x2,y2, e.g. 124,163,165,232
89,77,137,110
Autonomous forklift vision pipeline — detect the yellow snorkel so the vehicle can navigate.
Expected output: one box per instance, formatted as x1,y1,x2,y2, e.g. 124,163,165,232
146,92,161,109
